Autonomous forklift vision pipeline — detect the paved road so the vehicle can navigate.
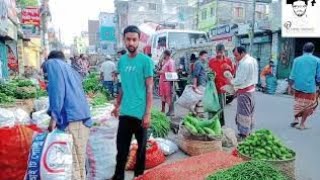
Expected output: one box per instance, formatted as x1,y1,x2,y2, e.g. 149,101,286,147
224,92,320,180
125,92,320,180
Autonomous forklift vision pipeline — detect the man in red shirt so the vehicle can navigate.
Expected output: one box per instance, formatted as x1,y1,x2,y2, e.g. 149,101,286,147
209,44,235,126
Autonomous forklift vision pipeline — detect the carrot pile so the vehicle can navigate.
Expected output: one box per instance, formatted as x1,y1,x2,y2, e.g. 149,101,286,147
135,151,243,180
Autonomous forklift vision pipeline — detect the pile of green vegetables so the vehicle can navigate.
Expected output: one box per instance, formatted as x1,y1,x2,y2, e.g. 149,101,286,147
206,161,287,180
150,109,171,138
238,129,295,161
36,88,48,97
91,92,108,107
0,83,16,105
182,113,222,137
0,92,15,105
0,78,41,105
83,73,110,99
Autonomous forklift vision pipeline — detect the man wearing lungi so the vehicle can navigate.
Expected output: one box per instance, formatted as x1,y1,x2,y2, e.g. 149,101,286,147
232,46,259,139
289,42,320,130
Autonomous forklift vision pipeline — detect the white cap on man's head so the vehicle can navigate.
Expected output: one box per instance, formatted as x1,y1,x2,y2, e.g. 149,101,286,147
106,55,112,60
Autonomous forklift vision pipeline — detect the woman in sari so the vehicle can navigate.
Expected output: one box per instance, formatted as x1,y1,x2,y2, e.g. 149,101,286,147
158,50,175,115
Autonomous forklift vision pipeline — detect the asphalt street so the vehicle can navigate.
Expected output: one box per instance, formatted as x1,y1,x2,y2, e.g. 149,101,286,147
124,92,320,180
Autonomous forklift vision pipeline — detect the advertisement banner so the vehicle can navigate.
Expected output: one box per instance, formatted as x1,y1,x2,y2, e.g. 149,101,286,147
22,24,40,38
22,7,41,26
22,7,41,38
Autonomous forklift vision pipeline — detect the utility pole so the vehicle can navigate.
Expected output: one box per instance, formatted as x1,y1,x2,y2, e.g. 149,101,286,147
249,0,256,55
215,0,219,30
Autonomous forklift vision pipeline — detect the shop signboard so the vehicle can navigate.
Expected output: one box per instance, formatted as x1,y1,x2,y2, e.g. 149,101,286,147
21,7,41,38
240,36,271,44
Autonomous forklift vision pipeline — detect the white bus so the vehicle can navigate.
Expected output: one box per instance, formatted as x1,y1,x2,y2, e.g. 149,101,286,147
144,29,209,63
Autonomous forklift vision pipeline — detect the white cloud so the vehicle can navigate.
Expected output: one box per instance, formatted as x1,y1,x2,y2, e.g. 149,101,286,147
49,0,115,45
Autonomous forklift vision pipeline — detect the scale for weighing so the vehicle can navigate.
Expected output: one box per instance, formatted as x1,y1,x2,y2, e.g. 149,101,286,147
165,72,179,81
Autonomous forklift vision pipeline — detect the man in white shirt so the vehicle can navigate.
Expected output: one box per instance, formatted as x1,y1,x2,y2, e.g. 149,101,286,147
100,55,116,97
232,46,258,140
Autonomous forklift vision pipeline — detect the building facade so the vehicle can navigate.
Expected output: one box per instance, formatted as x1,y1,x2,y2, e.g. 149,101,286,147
99,12,116,55
88,20,99,54
114,0,188,48
1,0,20,78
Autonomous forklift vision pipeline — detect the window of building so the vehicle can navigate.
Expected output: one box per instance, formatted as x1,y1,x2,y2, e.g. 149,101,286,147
233,7,244,18
210,7,215,17
201,9,207,20
148,3,157,10
255,11,263,20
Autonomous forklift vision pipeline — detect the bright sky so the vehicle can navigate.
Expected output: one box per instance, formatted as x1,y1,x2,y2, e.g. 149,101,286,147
49,0,115,45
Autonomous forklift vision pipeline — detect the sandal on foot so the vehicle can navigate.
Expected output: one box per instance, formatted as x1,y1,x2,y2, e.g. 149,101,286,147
290,122,299,128
296,126,310,130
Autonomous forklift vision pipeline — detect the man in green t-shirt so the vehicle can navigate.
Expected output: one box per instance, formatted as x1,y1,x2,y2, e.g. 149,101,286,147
112,25,154,180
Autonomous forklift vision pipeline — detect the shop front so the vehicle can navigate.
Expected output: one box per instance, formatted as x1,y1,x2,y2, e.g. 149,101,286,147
23,38,42,69
239,35,272,77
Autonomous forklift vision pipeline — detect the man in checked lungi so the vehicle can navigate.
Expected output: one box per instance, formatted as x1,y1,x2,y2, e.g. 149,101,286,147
289,42,320,130
230,46,259,140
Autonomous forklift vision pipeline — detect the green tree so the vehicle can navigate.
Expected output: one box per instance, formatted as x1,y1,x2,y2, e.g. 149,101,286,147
16,0,39,8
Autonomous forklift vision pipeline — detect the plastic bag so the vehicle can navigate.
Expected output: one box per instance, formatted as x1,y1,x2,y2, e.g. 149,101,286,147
0,108,15,128
31,109,51,130
25,130,73,180
203,81,221,112
34,97,49,111
221,85,235,94
86,118,118,180
155,138,178,156
126,140,165,170
0,125,39,180
222,127,238,148
91,104,114,126
266,75,277,94
176,85,204,110
276,79,289,94
14,108,31,125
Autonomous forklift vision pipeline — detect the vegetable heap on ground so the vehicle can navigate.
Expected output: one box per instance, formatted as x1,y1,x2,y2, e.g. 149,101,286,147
0,79,42,105
183,113,222,137
90,92,108,107
150,109,170,138
36,88,48,97
206,161,287,180
238,129,295,160
83,73,110,99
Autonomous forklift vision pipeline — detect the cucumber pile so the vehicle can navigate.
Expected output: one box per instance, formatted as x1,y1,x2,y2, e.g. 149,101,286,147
238,129,295,161
183,114,222,137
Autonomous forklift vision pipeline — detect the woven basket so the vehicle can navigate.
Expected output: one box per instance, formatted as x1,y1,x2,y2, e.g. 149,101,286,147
178,133,222,156
0,104,16,109
238,151,296,180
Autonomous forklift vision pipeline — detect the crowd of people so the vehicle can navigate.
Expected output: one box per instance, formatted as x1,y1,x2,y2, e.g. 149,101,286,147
40,23,320,180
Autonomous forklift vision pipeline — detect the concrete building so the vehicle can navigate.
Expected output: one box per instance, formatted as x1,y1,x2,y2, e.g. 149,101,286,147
88,20,99,54
197,0,270,32
99,12,116,55
73,33,88,55
114,0,188,48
